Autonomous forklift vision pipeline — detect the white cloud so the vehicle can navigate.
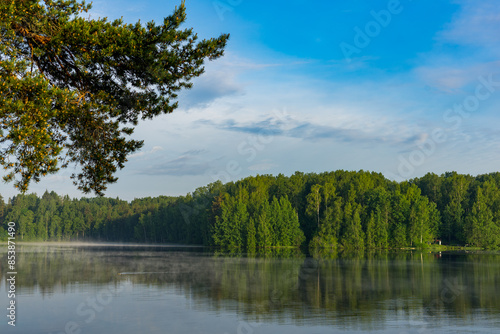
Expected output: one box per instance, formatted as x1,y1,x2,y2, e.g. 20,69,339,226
129,146,164,159
439,0,500,50
138,149,212,176
413,1,500,92
177,53,294,109
178,66,243,108
414,61,500,92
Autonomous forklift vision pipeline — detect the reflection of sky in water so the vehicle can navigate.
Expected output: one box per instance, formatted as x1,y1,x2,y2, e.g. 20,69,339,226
1,245,500,334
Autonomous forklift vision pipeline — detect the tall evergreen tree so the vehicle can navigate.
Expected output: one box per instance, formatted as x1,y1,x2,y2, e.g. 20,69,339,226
256,200,271,248
306,184,322,230
246,218,256,252
466,187,500,249
341,204,365,250
365,211,376,249
0,194,4,224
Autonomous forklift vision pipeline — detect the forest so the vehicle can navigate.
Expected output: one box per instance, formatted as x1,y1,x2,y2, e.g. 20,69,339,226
1,170,500,250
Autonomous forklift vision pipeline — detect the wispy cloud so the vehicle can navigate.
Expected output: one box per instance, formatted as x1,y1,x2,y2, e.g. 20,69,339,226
138,150,212,176
129,146,164,159
197,114,425,148
414,1,500,92
178,67,243,109
414,61,500,93
177,54,291,109
439,0,500,50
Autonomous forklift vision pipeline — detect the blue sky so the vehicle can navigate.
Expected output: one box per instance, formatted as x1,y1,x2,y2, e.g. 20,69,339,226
4,0,500,200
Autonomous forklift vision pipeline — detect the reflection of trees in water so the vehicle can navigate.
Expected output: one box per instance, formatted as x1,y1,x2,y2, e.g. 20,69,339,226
1,246,500,324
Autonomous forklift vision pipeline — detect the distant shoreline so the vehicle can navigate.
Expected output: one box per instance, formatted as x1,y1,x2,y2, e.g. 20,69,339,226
13,241,205,248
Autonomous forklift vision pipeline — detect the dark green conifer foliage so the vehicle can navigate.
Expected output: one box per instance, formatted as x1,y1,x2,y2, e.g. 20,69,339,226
466,186,500,249
256,200,271,248
246,217,256,252
0,0,228,195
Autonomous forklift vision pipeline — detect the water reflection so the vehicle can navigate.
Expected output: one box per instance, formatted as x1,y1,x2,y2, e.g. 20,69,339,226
1,245,500,333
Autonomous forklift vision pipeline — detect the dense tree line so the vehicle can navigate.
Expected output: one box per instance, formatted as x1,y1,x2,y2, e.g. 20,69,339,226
1,170,500,249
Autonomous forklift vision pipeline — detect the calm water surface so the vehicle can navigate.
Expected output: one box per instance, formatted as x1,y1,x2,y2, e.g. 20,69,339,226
1,244,500,333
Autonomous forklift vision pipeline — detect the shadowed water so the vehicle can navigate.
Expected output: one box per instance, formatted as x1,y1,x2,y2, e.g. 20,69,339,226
1,244,500,333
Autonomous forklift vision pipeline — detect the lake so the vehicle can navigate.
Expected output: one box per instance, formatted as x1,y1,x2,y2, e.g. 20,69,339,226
1,244,500,333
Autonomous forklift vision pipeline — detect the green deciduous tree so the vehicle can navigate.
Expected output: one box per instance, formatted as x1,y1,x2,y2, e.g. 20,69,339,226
0,0,228,195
